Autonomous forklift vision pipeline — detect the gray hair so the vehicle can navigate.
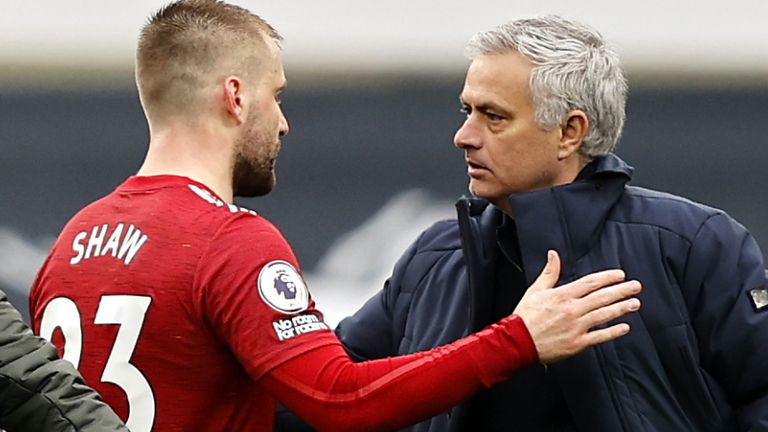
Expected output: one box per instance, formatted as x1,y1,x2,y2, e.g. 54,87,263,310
465,15,628,157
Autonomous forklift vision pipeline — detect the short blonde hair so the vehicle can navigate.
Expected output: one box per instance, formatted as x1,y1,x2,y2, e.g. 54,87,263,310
135,0,282,121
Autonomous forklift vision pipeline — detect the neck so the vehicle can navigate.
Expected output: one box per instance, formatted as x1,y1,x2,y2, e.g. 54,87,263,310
494,155,590,217
493,198,515,217
137,120,235,203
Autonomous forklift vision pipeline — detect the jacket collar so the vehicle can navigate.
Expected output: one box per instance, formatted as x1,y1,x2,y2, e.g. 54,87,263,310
457,153,633,284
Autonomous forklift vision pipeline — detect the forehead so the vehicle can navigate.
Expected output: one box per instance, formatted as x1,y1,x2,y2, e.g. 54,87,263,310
259,36,286,83
461,52,534,105
262,33,282,59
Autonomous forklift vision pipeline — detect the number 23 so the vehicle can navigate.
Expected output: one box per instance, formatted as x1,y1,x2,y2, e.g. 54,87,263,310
39,295,155,432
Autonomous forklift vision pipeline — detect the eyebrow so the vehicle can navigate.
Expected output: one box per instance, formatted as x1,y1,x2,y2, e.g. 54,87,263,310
459,96,511,116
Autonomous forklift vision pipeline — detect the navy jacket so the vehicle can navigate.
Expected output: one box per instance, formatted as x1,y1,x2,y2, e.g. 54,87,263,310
336,154,768,432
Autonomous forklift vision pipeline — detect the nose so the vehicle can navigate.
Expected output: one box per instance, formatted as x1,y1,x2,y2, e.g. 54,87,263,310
453,117,481,150
279,109,289,137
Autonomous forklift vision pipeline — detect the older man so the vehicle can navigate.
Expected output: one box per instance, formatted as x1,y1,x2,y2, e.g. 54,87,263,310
333,15,768,432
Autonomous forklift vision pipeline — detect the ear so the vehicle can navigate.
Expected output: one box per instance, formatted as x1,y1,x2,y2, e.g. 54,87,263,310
223,76,245,124
557,110,589,160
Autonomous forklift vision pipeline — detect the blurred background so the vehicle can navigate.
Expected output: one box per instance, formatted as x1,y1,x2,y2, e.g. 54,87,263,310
1,0,766,326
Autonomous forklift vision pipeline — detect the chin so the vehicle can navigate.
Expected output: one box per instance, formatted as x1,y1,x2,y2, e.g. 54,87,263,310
236,185,273,198
233,173,275,197
468,181,492,200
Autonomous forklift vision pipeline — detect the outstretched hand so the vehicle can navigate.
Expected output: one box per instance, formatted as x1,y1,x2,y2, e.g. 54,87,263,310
513,250,641,364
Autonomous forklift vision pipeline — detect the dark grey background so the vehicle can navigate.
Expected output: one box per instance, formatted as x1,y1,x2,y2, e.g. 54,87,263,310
1,79,766,314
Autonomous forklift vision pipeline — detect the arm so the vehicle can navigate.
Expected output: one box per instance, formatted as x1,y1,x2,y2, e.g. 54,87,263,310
266,314,535,432
0,290,127,432
265,252,640,432
681,214,768,430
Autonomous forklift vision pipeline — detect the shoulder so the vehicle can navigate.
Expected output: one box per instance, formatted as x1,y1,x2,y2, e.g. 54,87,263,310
200,212,297,272
411,219,462,254
179,183,289,248
388,218,463,290
611,186,732,242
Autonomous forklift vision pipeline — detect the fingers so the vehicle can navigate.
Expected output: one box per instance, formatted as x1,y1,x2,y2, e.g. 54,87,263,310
580,322,631,347
581,296,641,329
559,268,627,298
575,280,641,316
528,250,561,292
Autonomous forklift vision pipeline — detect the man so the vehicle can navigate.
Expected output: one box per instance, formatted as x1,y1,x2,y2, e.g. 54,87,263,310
332,15,768,432
0,289,127,431
28,3,641,432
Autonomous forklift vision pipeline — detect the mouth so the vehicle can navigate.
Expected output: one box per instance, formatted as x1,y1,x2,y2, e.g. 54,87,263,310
465,159,489,178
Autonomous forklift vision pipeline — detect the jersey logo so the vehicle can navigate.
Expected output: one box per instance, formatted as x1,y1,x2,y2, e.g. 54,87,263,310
749,286,768,312
188,184,258,216
258,260,309,314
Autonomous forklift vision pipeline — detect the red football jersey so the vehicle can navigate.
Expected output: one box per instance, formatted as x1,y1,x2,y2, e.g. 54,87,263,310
30,175,338,432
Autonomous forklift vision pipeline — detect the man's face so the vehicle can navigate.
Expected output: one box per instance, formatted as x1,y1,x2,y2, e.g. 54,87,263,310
233,39,289,197
454,52,566,208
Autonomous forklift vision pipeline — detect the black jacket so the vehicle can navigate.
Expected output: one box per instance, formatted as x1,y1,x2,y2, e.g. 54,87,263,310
0,289,127,432
336,154,768,431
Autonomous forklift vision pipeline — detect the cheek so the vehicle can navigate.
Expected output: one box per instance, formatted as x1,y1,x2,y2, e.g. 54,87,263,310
488,137,526,173
491,135,553,182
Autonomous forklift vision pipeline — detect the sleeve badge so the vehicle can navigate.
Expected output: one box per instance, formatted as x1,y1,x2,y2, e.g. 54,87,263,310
257,260,310,314
748,286,768,312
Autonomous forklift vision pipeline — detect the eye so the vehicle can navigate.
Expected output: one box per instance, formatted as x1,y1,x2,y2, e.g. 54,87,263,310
459,104,471,116
485,112,504,122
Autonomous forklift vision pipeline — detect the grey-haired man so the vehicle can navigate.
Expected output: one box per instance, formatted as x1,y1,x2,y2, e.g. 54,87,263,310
331,15,768,432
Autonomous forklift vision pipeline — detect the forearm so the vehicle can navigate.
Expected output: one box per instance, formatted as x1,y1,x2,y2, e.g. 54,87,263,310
263,315,537,432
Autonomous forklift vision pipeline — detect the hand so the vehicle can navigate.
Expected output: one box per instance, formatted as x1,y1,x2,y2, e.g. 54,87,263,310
513,250,641,364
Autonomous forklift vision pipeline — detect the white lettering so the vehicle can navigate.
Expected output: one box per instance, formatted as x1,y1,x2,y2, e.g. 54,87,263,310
102,223,124,258
272,314,328,341
273,319,293,332
118,225,149,265
85,224,109,259
292,314,317,326
69,223,148,266
188,184,258,216
188,184,225,207
70,231,88,264
294,322,326,335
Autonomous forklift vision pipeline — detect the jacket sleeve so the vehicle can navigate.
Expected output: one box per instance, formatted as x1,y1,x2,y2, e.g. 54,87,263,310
0,290,128,432
681,213,768,431
334,231,423,361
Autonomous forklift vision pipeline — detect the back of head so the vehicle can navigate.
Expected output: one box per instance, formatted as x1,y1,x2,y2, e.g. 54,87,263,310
466,15,627,158
135,0,281,124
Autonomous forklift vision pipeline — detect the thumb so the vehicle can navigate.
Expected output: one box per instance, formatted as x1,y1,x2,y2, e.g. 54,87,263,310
529,250,561,292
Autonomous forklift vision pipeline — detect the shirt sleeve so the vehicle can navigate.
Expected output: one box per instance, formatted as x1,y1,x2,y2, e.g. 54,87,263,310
263,314,538,432
195,214,338,381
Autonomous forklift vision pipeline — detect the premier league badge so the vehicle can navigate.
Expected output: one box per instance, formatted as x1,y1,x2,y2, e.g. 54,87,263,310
258,260,310,314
